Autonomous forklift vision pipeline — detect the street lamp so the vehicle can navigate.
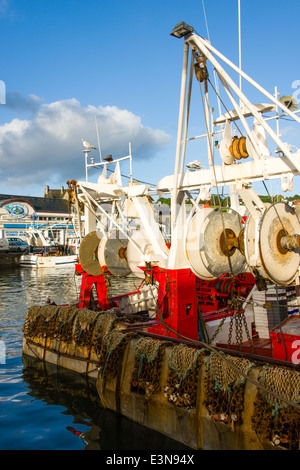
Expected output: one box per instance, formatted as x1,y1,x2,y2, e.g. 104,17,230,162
170,22,194,38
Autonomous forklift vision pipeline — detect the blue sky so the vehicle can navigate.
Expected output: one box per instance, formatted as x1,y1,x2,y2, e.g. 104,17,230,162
1,0,300,197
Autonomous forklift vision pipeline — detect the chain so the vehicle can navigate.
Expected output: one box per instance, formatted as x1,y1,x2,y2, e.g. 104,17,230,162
228,310,233,346
235,311,243,348
242,308,254,351
226,298,253,351
209,307,231,344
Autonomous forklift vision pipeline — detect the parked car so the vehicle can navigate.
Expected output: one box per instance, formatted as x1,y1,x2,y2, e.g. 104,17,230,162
0,238,28,252
0,239,9,251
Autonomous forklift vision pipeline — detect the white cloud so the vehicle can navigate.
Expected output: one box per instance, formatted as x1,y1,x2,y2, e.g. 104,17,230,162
0,0,8,15
0,0,15,19
0,97,170,191
5,91,42,113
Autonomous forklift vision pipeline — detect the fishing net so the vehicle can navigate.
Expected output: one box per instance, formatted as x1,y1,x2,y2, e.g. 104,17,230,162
203,352,254,426
73,308,102,346
23,303,128,366
23,305,121,344
54,306,86,342
23,305,49,338
92,310,120,355
251,365,300,449
23,305,77,340
97,330,136,386
131,337,171,400
164,344,205,408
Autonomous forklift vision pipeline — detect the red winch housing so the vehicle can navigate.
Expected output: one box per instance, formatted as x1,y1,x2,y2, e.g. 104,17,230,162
75,263,255,342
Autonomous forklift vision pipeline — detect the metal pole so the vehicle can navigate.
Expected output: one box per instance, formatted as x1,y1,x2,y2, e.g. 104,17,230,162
171,41,189,233
238,0,242,95
83,150,90,181
129,142,133,184
275,86,280,137
179,51,194,175
204,79,213,167
85,153,88,181
94,114,103,162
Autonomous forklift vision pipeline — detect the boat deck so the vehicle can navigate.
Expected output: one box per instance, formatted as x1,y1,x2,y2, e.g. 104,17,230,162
217,337,273,358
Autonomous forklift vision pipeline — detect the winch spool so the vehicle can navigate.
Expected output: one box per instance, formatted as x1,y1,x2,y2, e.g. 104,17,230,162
243,214,258,276
126,229,156,279
78,230,102,276
244,202,300,285
259,202,300,285
97,229,131,277
185,207,246,280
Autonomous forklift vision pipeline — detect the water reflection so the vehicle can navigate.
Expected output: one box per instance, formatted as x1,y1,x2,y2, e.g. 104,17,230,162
0,265,141,320
18,265,82,306
0,265,191,450
22,355,102,450
22,355,190,450
0,265,81,312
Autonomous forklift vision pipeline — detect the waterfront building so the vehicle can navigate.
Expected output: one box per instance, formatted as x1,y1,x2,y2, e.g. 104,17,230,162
0,188,78,245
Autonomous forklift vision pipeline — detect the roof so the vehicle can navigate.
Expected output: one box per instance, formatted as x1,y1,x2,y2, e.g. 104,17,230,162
0,193,70,214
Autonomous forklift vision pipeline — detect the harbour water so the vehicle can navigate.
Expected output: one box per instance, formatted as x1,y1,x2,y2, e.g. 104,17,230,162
0,266,190,450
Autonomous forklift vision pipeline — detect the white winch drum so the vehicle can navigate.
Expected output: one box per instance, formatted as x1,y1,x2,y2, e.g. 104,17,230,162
185,207,246,280
126,230,154,279
243,212,259,273
97,229,131,277
97,236,107,269
258,202,300,285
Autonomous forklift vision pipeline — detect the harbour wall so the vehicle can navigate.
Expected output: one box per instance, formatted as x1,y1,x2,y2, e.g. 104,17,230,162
0,253,22,267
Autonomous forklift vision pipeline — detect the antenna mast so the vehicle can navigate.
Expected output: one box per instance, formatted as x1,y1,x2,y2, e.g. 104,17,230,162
238,0,242,95
94,114,103,162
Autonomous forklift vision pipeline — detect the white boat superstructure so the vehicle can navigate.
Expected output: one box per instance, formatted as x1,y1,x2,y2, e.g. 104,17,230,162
20,253,78,268
20,226,79,268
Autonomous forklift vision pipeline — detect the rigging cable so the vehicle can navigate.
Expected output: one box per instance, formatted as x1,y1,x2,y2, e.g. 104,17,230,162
207,76,243,136
201,0,222,118
88,164,156,188
198,76,236,280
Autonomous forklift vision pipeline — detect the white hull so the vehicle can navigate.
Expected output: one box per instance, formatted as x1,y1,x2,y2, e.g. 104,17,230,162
20,254,77,268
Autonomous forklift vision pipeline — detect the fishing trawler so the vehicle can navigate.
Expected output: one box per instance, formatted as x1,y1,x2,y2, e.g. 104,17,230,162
19,224,79,268
22,23,300,450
